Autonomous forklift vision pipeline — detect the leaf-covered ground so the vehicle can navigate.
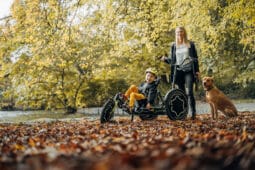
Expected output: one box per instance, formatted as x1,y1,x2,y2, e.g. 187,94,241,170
1,112,255,170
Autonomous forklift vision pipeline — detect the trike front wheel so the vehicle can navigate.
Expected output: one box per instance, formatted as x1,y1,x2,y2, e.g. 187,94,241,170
100,98,115,123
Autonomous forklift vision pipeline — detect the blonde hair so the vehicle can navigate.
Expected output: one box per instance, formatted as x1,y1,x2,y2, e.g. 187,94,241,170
175,26,190,47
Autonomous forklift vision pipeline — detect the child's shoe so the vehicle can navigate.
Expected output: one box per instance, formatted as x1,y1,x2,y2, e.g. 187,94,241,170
120,93,128,101
129,106,134,114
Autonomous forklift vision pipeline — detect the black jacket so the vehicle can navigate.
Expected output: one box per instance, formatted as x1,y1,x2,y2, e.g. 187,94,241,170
164,41,199,82
138,80,158,105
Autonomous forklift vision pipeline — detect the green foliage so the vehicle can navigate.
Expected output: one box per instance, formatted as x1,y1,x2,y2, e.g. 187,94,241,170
81,78,129,107
0,0,254,110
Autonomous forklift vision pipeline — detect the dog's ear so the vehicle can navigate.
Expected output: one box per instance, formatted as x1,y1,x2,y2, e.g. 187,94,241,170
203,77,208,81
211,77,214,82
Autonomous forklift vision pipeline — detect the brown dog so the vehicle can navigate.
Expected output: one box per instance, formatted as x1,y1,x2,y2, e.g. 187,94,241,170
202,77,238,119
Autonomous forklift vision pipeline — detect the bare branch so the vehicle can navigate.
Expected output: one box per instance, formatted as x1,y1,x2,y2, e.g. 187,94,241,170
0,15,12,21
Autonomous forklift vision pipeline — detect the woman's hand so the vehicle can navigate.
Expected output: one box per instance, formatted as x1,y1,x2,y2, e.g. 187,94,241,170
160,56,167,61
196,72,201,80
146,103,152,110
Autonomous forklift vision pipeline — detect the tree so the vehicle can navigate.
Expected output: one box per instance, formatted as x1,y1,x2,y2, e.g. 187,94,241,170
1,0,104,112
222,0,255,85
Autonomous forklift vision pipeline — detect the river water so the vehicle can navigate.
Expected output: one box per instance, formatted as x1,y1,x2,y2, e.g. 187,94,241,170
0,101,254,119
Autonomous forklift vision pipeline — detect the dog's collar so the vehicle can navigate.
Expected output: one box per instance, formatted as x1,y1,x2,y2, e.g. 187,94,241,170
205,86,214,91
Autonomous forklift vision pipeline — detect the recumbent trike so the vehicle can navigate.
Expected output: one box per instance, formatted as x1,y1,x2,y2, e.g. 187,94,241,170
100,78,188,123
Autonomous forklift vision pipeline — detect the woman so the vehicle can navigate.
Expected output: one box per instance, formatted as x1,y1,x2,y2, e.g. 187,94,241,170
161,26,200,120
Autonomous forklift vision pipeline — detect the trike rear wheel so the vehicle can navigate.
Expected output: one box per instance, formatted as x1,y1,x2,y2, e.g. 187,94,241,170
164,89,188,120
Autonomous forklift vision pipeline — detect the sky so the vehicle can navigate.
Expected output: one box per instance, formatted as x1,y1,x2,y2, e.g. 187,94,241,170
0,0,14,18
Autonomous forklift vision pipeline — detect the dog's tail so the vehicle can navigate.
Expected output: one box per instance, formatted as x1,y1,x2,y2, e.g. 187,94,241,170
225,108,238,117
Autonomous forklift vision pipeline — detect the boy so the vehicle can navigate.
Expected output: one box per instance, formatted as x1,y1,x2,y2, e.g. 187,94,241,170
123,68,158,112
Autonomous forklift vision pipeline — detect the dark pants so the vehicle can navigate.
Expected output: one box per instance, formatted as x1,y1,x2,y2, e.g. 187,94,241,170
175,70,196,117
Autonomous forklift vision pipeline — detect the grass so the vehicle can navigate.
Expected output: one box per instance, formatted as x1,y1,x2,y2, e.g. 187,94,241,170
233,98,255,103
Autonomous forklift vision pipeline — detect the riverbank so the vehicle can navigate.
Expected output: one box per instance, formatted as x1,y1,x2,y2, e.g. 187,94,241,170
78,100,255,115
0,100,254,123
